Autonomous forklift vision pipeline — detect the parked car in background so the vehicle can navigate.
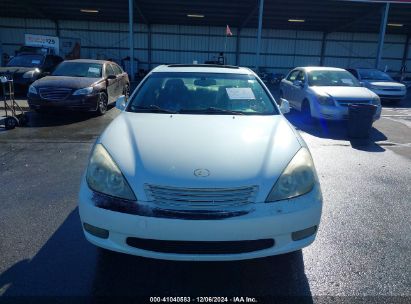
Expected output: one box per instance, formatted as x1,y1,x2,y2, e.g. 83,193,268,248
258,69,285,85
347,68,407,103
280,67,381,122
0,52,63,92
79,64,323,261
27,59,130,115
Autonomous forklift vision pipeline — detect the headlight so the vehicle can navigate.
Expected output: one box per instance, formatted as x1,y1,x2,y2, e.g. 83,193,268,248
86,144,136,201
28,85,37,95
73,87,93,95
266,148,318,202
317,95,335,106
23,68,40,79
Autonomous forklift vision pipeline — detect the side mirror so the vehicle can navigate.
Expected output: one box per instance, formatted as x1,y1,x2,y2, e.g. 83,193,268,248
359,81,365,87
107,74,116,80
293,80,304,88
115,95,127,111
279,98,290,114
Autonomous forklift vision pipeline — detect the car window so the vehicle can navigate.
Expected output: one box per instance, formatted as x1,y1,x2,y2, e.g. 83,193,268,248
308,70,361,87
52,62,103,78
287,70,300,81
106,64,115,77
111,64,122,75
127,72,279,115
296,71,305,82
7,54,44,67
358,69,392,81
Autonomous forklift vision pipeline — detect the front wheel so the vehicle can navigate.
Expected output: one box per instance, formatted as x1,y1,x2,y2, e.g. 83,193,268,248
4,116,18,130
96,92,108,116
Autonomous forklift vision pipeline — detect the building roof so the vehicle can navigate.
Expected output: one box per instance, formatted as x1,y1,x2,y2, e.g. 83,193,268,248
1,0,410,34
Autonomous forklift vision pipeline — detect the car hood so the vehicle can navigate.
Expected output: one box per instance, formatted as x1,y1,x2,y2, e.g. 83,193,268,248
363,80,405,88
310,86,375,99
0,66,37,75
98,113,303,202
32,76,102,89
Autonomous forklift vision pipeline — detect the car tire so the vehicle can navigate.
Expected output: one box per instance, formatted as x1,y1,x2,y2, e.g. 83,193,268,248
4,116,18,130
302,100,314,124
96,92,108,116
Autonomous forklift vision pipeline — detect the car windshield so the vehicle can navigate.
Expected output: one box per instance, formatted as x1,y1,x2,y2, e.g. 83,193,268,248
308,70,360,87
52,62,102,78
358,69,393,81
127,72,278,115
7,54,44,67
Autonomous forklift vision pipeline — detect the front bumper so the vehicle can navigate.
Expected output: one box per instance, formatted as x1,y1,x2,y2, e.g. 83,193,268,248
78,180,323,261
369,88,406,100
28,93,99,111
313,104,381,121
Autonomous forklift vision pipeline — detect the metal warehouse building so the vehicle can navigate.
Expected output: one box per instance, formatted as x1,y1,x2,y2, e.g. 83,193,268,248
0,0,410,80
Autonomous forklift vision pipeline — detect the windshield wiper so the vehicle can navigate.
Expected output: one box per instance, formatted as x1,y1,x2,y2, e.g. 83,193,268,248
179,107,244,115
132,104,177,114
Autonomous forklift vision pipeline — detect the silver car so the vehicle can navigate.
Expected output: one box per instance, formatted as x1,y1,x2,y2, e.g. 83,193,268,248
280,67,381,121
347,68,407,103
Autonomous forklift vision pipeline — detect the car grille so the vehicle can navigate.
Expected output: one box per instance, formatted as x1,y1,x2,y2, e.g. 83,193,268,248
381,88,402,92
145,184,258,210
337,99,371,107
39,88,72,101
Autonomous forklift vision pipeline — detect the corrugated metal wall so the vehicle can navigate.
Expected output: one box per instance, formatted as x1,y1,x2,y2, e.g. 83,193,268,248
1,17,410,75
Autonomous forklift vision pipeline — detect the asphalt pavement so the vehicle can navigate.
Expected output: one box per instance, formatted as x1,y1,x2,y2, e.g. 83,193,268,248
0,92,410,303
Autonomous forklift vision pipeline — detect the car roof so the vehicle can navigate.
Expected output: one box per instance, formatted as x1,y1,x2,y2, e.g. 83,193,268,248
354,68,382,71
297,66,347,72
65,59,110,64
151,64,254,75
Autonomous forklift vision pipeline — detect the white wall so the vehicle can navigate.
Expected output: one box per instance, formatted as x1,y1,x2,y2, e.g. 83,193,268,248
1,17,409,76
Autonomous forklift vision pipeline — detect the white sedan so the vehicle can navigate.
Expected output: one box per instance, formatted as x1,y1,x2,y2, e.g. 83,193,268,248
79,64,323,261
280,67,381,122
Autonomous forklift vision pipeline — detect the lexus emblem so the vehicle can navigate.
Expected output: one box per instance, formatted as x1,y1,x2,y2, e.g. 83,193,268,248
194,169,210,177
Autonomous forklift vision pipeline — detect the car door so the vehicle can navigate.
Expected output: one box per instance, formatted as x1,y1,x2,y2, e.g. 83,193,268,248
112,63,125,96
105,64,118,102
111,63,124,98
282,70,300,107
293,70,307,110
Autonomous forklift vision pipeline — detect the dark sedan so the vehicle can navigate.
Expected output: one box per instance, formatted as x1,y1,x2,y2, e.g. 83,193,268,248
27,59,130,115
0,53,63,92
